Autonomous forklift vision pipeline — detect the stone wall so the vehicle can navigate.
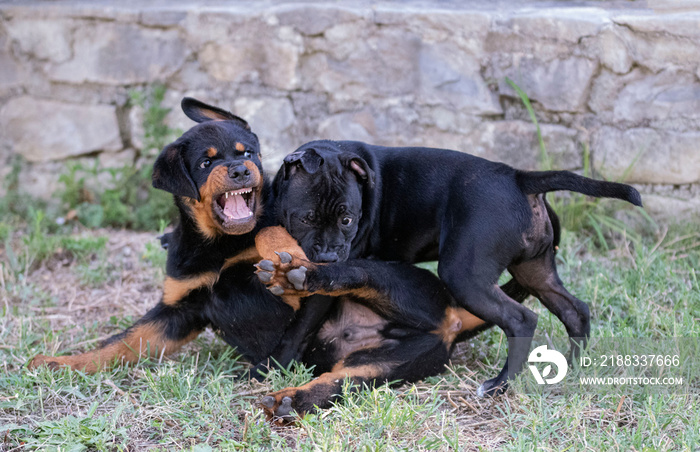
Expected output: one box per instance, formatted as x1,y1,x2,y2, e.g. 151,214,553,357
1,1,699,216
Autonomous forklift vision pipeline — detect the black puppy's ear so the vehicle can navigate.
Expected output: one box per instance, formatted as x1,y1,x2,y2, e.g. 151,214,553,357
152,142,200,201
342,155,375,189
282,148,325,179
181,97,251,130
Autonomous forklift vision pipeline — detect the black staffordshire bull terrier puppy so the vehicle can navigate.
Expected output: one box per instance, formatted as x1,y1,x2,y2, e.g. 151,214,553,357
270,140,642,396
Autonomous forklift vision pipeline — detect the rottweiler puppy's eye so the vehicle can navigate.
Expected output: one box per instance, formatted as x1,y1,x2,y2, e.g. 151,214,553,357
243,150,253,158
200,159,212,169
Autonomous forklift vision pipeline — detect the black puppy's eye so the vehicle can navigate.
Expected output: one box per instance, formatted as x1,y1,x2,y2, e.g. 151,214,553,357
200,159,211,169
301,211,316,224
341,216,352,226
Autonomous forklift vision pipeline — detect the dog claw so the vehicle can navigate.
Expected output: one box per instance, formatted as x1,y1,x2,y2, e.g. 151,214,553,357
257,271,273,283
261,396,276,409
277,396,294,418
276,251,292,264
286,266,307,291
269,285,284,296
258,260,275,272
477,378,507,398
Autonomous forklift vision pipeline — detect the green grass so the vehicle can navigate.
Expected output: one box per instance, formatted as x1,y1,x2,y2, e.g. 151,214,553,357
1,81,697,451
1,220,698,450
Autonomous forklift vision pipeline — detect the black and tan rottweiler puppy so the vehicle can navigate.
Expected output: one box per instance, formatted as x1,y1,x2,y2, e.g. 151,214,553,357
28,97,299,372
269,140,643,397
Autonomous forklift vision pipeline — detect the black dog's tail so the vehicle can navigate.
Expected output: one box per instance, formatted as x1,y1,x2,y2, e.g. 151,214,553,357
517,170,643,207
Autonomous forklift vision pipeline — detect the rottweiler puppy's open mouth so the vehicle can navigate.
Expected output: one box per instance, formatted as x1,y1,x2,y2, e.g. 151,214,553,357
214,186,256,225
196,160,264,237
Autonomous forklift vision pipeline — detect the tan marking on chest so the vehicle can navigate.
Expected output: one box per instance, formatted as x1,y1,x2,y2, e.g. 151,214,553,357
222,247,261,271
163,272,219,306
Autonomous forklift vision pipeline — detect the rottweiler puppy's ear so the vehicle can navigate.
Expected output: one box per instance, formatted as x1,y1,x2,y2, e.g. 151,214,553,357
342,155,375,189
152,142,200,201
181,97,251,130
281,148,325,179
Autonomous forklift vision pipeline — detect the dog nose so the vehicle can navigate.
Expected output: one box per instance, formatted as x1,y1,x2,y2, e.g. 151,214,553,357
228,164,250,183
315,252,339,263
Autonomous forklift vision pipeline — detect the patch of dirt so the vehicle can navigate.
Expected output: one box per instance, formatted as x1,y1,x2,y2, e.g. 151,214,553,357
27,229,165,348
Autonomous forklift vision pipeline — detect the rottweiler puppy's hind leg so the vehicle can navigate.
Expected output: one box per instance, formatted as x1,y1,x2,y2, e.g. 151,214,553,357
259,362,387,423
28,302,208,373
259,328,455,423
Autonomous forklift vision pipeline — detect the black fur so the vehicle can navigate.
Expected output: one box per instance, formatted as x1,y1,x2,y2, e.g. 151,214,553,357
30,101,488,421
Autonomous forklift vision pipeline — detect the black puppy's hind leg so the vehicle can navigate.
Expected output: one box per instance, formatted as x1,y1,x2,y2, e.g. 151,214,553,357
438,246,538,397
509,247,590,360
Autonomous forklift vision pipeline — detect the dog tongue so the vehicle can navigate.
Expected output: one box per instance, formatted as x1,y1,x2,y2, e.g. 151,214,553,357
223,193,251,219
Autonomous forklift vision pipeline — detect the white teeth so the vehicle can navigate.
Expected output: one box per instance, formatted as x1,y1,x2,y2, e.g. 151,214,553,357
227,188,252,196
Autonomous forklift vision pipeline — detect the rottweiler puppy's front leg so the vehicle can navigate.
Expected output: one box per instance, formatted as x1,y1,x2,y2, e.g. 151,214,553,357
254,227,369,302
256,253,378,307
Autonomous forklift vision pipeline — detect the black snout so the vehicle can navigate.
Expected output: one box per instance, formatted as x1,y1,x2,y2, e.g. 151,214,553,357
229,164,251,183
315,252,339,263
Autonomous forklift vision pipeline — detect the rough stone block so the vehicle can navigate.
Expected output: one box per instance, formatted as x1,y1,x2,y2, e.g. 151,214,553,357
497,56,598,112
302,25,421,99
17,160,66,201
48,22,186,85
642,194,700,218
613,69,700,127
593,127,700,185
616,25,700,73
507,8,607,43
198,23,302,91
594,26,633,74
419,41,501,115
466,121,581,171
0,96,122,162
614,12,700,38
0,50,21,93
138,9,187,27
588,68,645,115
233,97,296,169
317,110,376,143
128,105,145,151
5,19,73,62
375,9,491,44
98,148,137,169
275,4,365,36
